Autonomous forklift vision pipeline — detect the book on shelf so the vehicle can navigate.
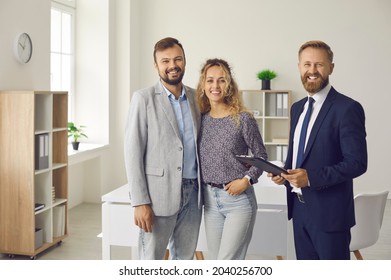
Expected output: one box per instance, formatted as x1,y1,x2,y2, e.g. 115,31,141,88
276,93,283,116
52,186,56,203
282,93,289,116
53,205,66,237
35,133,49,170
282,145,288,163
276,145,288,163
266,92,277,116
35,228,43,249
35,203,45,211
276,145,283,162
275,92,289,117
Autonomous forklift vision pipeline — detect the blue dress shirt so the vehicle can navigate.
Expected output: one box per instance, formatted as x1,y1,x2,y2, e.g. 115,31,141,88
163,83,197,179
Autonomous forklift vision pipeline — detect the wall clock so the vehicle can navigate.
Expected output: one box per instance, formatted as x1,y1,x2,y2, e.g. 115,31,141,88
14,32,33,64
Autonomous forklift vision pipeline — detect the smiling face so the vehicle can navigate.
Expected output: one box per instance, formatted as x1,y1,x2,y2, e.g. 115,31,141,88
298,47,334,94
204,65,227,104
154,44,185,86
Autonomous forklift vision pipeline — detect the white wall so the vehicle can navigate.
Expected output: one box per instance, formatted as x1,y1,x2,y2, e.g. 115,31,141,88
1,0,390,207
76,0,109,145
127,0,391,197
0,0,50,89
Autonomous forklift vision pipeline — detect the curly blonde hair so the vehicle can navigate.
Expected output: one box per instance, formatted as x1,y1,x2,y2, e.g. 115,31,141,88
196,58,248,124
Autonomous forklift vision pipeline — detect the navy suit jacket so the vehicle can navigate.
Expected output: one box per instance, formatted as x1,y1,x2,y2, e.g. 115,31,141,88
285,87,367,232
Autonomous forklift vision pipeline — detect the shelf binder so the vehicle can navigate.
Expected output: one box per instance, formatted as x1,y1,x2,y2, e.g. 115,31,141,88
276,145,283,162
35,133,49,170
35,228,43,249
276,93,283,116
282,145,288,163
266,92,277,116
282,93,288,116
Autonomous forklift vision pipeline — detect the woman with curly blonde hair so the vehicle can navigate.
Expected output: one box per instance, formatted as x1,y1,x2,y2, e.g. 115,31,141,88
196,58,267,259
196,59,246,125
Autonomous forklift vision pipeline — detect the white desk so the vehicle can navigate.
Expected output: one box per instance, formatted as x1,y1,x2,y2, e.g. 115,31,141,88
101,178,295,260
250,174,295,260
101,185,138,259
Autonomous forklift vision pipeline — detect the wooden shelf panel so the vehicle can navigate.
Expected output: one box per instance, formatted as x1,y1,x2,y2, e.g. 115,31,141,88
53,92,68,129
0,91,68,256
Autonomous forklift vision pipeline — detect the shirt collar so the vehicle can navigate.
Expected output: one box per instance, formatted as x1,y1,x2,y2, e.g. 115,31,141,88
308,83,331,104
160,81,186,100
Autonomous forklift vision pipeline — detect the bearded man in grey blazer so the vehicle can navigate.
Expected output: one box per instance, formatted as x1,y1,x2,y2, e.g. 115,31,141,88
124,37,202,260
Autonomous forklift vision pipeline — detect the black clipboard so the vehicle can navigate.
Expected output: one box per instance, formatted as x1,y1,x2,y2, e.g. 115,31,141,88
236,155,288,176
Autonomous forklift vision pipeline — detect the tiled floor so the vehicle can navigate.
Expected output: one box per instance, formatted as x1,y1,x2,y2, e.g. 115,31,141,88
1,200,391,260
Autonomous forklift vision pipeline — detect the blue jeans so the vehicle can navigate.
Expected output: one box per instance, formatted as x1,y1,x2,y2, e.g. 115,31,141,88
204,184,257,259
138,178,202,260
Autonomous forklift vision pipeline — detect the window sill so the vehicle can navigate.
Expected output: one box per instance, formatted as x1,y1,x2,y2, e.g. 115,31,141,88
68,143,109,165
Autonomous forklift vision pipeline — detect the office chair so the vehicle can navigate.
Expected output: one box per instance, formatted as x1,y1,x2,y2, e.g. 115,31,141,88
350,190,389,260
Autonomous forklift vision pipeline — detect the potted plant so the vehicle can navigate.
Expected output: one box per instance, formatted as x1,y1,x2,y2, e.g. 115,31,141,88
68,122,88,151
256,69,278,90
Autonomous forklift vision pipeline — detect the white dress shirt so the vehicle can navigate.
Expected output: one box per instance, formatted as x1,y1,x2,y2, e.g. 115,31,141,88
291,84,330,194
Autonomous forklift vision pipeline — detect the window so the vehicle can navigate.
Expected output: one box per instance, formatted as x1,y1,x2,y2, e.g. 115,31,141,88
51,0,109,148
50,1,75,120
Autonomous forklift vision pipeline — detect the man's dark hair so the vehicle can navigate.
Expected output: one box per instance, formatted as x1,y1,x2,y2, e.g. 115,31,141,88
153,37,185,63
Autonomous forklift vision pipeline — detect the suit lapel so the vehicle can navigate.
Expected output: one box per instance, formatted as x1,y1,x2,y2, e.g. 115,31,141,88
184,86,200,139
285,98,307,169
292,98,307,131
155,83,181,138
304,88,337,160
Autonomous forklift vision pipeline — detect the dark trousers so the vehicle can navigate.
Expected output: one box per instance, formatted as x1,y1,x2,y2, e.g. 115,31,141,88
292,194,351,260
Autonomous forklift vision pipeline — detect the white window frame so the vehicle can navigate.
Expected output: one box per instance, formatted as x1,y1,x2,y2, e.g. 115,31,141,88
50,0,76,121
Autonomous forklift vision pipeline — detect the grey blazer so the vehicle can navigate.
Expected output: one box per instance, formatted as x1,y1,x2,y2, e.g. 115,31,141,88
124,82,202,216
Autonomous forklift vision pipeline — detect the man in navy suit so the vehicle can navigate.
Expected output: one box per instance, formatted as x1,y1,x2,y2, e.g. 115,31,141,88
269,40,367,259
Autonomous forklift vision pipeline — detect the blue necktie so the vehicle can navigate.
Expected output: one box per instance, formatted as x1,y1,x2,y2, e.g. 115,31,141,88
296,97,315,168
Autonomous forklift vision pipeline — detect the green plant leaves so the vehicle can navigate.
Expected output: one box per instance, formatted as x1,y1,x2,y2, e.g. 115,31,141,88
68,122,88,143
257,69,277,80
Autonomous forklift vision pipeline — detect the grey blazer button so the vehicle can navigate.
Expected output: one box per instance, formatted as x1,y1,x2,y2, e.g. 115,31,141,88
179,147,183,151
177,167,182,171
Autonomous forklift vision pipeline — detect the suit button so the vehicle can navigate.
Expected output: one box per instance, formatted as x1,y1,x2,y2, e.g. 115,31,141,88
178,147,183,151
177,167,182,171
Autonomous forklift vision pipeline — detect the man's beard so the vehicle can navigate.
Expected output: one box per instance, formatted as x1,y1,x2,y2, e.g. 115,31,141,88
301,73,329,93
160,67,184,86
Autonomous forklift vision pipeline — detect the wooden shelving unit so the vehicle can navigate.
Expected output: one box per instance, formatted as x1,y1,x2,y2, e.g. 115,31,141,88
241,90,291,162
0,91,68,259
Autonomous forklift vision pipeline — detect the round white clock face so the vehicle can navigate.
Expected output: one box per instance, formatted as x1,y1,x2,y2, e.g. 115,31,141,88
15,33,33,64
